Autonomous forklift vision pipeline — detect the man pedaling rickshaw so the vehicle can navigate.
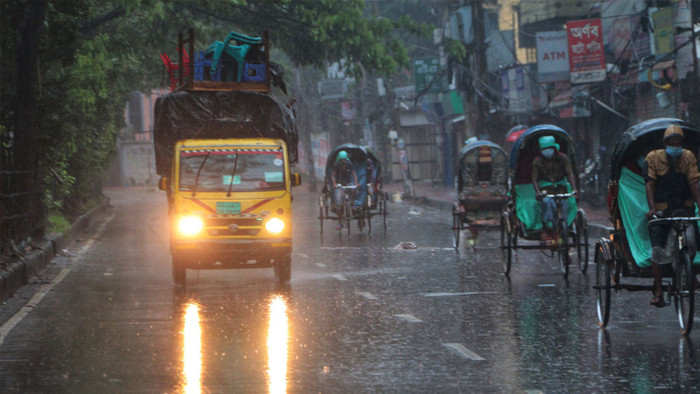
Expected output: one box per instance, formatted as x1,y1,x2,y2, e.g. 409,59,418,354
532,135,578,241
644,125,700,307
331,150,358,230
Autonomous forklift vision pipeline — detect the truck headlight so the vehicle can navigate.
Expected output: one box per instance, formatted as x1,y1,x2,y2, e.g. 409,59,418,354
265,217,285,234
178,215,203,236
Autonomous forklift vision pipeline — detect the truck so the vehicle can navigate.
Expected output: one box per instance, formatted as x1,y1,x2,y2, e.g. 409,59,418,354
153,50,301,285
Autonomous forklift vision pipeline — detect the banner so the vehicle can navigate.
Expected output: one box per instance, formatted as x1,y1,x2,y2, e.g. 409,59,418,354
536,31,570,83
653,7,674,55
567,19,606,84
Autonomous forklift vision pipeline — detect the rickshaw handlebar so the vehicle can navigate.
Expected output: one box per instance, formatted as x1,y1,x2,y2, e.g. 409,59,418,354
647,216,700,227
539,191,576,199
336,184,357,190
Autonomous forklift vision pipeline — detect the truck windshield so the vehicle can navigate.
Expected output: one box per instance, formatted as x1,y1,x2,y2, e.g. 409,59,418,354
179,149,286,192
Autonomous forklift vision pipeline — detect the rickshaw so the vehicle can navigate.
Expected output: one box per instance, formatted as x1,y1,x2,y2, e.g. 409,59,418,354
319,144,388,235
594,118,700,335
500,125,589,279
452,140,509,249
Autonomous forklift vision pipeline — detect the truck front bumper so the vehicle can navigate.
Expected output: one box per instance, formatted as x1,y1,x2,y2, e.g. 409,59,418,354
172,238,291,268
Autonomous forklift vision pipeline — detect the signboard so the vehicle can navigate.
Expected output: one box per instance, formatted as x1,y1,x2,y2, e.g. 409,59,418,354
318,79,347,100
566,19,606,84
612,14,650,61
536,31,570,83
653,7,674,55
413,57,448,93
502,66,531,113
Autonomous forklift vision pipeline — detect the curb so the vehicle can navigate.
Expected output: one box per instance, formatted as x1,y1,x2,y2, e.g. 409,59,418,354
0,196,111,303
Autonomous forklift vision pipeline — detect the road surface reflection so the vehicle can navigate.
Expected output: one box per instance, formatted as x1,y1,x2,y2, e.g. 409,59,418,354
267,295,289,394
183,302,202,394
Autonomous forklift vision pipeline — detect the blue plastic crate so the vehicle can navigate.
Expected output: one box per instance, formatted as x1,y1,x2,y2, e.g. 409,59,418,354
243,63,266,82
193,51,213,81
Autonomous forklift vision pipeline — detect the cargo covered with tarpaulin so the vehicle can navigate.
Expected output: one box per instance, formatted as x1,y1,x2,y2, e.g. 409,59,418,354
153,90,298,176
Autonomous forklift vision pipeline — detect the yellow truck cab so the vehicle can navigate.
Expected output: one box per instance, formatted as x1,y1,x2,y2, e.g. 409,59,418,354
162,138,300,284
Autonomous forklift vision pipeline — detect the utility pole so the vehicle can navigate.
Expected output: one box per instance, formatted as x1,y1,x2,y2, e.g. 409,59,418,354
472,0,489,138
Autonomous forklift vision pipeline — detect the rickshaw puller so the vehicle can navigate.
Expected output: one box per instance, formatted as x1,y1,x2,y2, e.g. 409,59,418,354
532,136,578,240
331,150,358,230
644,125,700,307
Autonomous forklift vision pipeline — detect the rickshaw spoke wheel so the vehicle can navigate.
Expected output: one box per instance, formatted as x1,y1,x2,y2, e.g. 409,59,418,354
674,250,694,336
382,194,388,231
595,246,611,327
344,200,352,236
576,212,589,273
366,206,372,234
453,211,461,250
319,198,324,234
558,219,570,279
501,214,512,275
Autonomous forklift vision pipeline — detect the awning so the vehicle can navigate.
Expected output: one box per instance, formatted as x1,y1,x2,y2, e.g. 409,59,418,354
399,110,435,127
651,59,675,71
548,89,571,108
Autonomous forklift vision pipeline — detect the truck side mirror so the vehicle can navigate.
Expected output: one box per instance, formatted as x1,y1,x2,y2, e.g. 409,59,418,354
158,176,170,191
291,173,302,187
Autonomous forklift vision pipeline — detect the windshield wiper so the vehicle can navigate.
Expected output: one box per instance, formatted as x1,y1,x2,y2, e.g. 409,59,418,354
226,149,239,197
191,150,211,197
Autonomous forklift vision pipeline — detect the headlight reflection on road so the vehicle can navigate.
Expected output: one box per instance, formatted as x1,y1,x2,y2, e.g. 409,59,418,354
267,295,289,394
183,302,202,394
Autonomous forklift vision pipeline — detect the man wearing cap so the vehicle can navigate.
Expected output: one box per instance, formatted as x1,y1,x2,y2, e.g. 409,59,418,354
331,150,358,230
532,135,578,236
645,124,700,307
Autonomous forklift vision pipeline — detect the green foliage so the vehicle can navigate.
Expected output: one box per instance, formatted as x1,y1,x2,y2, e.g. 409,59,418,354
47,213,71,235
2,0,424,242
445,37,467,62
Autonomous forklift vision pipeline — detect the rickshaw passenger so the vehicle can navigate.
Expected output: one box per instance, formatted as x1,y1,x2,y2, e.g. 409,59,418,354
331,150,358,230
532,136,578,237
644,125,700,306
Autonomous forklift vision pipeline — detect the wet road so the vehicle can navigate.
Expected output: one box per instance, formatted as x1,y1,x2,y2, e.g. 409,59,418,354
1,186,699,392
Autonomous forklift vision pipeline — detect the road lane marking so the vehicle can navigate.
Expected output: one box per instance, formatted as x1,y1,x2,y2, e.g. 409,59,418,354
443,343,485,361
315,263,327,268
356,291,378,300
537,284,557,287
394,314,422,323
332,274,347,281
424,292,499,297
0,211,115,347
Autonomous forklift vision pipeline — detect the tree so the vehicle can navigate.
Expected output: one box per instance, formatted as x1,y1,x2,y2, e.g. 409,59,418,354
0,0,424,247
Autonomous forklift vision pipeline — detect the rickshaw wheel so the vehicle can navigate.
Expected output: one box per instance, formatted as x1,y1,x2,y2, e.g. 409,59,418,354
500,214,512,275
575,210,589,273
453,210,461,250
344,199,352,236
674,249,694,336
319,196,325,234
382,193,388,231
558,218,570,279
366,205,372,234
595,244,611,328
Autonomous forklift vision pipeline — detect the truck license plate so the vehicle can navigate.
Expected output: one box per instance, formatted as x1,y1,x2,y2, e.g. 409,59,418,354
217,202,241,214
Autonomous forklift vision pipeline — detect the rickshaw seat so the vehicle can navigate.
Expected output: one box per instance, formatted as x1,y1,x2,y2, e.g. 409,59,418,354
514,183,577,233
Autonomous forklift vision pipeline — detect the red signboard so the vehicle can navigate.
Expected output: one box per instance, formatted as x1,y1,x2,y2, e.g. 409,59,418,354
566,19,606,84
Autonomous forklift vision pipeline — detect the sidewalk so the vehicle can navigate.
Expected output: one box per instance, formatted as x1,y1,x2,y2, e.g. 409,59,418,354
382,180,613,238
0,197,111,303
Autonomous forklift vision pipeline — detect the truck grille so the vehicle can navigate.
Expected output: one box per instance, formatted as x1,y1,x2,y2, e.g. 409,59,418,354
203,217,262,227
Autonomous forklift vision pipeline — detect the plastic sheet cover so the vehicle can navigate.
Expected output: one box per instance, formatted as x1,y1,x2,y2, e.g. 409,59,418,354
617,167,700,267
153,90,298,176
